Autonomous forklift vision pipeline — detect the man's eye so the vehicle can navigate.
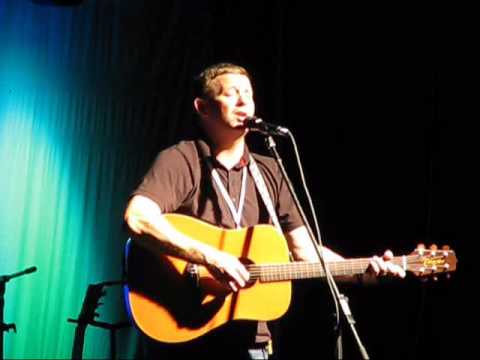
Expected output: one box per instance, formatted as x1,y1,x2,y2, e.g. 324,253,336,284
223,89,236,96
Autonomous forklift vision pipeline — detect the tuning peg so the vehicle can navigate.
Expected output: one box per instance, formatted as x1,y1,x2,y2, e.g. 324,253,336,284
441,245,451,257
416,243,425,256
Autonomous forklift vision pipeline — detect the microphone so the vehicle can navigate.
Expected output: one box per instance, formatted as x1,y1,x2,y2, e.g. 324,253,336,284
245,116,289,137
23,266,37,275
0,266,37,283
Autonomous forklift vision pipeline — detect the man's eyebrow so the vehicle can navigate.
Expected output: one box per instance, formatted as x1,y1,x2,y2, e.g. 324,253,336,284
223,85,251,92
221,85,238,93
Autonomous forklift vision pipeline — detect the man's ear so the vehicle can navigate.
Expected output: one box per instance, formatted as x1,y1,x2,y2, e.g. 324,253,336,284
193,97,209,117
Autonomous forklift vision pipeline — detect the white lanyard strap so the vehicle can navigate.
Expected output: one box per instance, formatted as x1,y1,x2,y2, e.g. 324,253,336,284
209,163,248,229
248,155,282,233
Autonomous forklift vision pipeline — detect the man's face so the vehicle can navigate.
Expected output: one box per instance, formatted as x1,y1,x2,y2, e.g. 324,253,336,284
205,73,255,130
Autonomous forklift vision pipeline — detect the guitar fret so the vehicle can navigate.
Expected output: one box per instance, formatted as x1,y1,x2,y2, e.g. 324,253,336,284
250,252,448,283
249,255,424,283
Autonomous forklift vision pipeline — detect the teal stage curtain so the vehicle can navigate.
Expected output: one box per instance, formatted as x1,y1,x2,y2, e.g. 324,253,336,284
0,88,140,359
0,1,164,358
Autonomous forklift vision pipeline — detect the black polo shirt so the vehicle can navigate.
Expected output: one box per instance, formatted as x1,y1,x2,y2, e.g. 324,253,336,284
133,139,303,232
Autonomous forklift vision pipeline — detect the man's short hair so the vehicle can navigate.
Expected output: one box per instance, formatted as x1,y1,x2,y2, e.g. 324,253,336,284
193,63,251,99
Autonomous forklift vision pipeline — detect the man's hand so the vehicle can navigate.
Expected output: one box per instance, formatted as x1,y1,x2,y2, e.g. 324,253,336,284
368,250,406,278
204,248,250,292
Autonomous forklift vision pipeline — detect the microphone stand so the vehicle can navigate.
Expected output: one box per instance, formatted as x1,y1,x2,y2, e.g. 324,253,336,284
0,266,37,360
264,134,369,360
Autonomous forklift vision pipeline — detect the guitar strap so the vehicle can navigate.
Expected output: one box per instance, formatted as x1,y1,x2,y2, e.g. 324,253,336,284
248,155,283,233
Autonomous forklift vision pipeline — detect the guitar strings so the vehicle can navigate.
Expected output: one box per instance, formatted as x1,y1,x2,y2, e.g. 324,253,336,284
244,254,444,281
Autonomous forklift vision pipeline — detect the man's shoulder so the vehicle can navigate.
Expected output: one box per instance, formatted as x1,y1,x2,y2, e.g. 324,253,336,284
148,140,200,172
158,140,199,159
250,151,277,170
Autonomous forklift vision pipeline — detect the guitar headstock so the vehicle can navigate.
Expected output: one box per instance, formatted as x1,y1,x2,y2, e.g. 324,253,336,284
407,244,457,279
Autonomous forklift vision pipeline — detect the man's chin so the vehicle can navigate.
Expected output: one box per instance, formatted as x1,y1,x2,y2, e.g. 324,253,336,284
231,123,248,132
235,126,249,134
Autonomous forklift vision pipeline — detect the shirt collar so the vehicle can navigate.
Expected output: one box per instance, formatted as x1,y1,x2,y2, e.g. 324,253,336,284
197,138,251,170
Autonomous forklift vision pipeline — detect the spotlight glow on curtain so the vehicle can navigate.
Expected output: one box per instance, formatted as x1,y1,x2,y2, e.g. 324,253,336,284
0,1,140,358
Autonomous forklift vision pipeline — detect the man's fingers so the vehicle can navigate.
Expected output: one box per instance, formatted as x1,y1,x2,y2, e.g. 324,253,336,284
383,250,406,277
229,269,246,288
369,252,407,278
207,253,250,291
223,258,249,288
387,262,406,278
238,263,250,282
383,250,394,261
370,257,380,274
374,255,388,273
228,281,239,292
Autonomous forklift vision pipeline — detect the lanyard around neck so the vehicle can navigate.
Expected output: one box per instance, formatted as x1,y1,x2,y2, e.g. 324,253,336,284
208,162,248,229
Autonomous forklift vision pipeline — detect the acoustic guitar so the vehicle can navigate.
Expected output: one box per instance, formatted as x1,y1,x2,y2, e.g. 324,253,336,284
124,213,457,343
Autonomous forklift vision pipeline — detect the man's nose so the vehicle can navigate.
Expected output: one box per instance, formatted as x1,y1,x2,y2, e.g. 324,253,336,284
237,93,248,105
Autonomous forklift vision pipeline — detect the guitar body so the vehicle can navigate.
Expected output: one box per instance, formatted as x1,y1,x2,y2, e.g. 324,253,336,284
125,213,292,343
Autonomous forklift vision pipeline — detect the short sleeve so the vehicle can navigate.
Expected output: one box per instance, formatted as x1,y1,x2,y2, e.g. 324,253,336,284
276,171,304,233
132,145,195,213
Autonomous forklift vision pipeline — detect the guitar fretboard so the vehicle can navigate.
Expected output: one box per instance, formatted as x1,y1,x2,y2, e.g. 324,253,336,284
247,257,410,282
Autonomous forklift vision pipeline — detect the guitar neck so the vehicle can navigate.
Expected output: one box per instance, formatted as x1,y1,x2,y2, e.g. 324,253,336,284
248,256,409,282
